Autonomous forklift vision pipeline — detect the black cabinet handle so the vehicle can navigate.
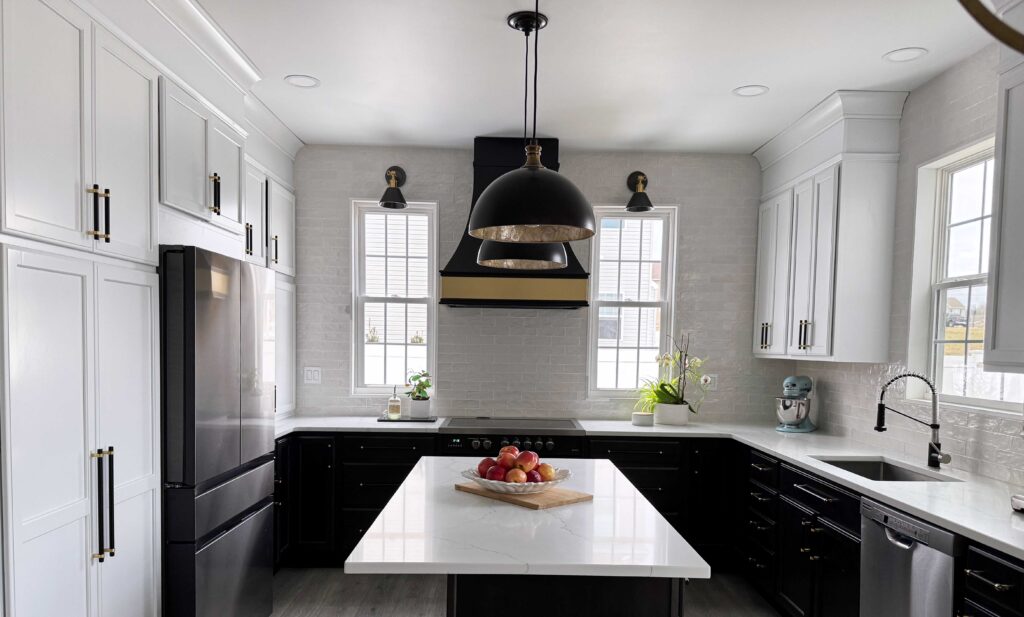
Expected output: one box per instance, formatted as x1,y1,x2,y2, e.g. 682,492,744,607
102,189,111,243
93,449,105,562
965,569,1015,592
209,173,221,214
244,223,253,255
793,483,837,504
87,185,106,240
106,447,115,557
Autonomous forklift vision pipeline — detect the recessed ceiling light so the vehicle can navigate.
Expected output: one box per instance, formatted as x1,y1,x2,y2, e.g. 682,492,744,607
284,74,320,88
732,85,769,97
883,47,929,63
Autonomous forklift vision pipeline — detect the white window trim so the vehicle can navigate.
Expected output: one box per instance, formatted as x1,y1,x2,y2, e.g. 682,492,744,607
587,204,678,399
920,146,1022,414
350,199,439,396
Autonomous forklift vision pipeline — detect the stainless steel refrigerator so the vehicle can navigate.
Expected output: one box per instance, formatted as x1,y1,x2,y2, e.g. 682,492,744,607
160,246,276,617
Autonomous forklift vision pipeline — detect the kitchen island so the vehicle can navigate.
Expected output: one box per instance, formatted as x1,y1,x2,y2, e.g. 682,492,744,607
345,456,710,616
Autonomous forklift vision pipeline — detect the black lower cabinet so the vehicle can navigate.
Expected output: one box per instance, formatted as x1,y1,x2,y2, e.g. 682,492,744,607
959,544,1024,617
816,520,860,617
778,496,817,617
290,435,338,565
274,437,291,571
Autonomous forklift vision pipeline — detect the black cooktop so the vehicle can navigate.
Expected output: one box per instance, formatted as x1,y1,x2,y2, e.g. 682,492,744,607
439,417,584,436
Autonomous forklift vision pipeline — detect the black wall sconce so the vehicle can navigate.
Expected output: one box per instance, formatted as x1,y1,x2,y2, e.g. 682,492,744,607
379,166,407,209
626,171,654,212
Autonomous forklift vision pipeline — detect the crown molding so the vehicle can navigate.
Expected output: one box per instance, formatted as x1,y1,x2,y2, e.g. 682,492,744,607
752,90,908,171
244,94,304,161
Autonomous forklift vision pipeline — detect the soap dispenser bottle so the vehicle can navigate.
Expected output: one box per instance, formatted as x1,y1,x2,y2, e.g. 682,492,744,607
387,386,402,420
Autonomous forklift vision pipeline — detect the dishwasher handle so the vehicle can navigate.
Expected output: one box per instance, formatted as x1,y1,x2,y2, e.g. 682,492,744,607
884,527,917,550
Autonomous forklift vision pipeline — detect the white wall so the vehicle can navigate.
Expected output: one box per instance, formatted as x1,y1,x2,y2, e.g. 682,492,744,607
294,145,794,420
799,44,1024,485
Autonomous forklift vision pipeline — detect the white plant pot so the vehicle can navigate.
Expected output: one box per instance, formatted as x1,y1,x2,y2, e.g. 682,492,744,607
654,403,690,425
407,398,431,419
631,412,654,427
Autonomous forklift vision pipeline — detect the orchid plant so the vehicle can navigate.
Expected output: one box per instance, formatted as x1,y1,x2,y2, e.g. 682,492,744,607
635,333,712,415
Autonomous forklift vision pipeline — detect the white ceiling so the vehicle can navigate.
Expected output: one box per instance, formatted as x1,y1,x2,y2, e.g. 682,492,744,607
199,0,993,153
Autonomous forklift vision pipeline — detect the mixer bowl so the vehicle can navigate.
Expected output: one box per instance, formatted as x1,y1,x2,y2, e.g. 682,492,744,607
776,397,811,426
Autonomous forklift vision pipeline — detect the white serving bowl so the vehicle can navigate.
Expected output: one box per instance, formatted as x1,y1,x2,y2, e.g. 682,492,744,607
461,467,571,495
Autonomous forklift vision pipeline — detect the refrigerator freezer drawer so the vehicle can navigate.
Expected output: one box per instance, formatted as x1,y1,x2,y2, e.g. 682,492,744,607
166,502,274,617
165,459,274,542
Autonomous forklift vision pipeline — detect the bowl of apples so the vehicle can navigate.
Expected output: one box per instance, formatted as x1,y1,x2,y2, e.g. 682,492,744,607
464,446,571,495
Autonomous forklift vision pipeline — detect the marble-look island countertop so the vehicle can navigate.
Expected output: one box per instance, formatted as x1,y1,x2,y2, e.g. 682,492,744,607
344,456,711,579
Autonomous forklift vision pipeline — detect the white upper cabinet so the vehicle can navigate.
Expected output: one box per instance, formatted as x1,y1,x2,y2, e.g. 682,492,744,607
985,58,1024,373
752,91,905,363
159,78,209,219
1,0,93,248
268,179,296,277
753,189,793,356
93,27,159,264
159,77,246,236
1,0,159,264
243,163,267,265
208,116,245,234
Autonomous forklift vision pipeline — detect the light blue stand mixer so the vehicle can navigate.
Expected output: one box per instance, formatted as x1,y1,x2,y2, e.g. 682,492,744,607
776,375,816,433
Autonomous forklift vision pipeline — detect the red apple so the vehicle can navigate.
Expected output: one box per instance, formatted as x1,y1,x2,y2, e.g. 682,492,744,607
499,445,520,457
515,450,539,473
526,470,542,483
485,465,507,481
505,468,528,483
477,457,497,477
536,463,557,482
496,452,517,469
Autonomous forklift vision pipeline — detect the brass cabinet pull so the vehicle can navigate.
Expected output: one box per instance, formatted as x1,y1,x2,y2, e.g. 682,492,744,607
209,173,221,214
750,492,771,503
793,483,837,504
965,569,1015,592
750,462,774,473
106,447,115,557
272,235,280,263
244,223,253,255
86,185,110,240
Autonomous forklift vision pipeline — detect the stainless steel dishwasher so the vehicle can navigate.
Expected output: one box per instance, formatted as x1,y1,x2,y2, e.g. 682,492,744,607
860,498,963,617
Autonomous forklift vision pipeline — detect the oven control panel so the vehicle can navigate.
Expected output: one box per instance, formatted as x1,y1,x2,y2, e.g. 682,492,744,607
437,435,584,458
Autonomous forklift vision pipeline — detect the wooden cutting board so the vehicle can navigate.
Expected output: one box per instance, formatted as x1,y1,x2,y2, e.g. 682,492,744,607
455,482,593,510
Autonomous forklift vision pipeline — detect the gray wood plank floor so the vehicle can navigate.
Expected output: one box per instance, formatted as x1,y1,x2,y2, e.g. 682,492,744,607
272,569,779,617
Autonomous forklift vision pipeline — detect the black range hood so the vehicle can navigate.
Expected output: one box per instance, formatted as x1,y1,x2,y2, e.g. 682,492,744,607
439,137,589,309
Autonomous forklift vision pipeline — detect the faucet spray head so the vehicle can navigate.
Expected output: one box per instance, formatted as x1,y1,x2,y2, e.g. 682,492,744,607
875,402,887,432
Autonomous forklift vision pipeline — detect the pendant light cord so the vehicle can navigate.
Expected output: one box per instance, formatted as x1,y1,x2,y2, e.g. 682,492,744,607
532,0,539,143
523,29,530,147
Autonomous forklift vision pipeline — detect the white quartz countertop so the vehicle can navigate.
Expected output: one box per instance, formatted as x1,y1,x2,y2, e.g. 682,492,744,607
343,456,711,578
275,414,444,437
279,415,1024,561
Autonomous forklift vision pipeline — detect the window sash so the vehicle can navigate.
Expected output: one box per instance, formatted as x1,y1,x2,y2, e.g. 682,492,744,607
589,205,676,394
352,200,437,393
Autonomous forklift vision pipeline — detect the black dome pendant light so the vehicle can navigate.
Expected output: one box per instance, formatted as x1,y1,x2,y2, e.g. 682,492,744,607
469,1,595,245
475,5,568,269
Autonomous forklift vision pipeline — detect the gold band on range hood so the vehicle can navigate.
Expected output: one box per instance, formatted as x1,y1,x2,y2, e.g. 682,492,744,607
440,276,588,302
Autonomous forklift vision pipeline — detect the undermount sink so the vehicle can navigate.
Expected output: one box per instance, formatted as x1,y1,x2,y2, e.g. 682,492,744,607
810,456,962,482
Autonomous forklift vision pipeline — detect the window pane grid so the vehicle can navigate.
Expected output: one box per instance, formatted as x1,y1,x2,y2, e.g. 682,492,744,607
358,206,433,388
932,157,1020,407
593,214,669,390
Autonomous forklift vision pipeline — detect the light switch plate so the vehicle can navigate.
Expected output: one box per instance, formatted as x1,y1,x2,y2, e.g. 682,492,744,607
303,366,322,385
706,374,718,391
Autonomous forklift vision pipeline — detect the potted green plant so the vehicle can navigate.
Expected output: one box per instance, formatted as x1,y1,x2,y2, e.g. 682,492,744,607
404,370,432,419
635,333,712,426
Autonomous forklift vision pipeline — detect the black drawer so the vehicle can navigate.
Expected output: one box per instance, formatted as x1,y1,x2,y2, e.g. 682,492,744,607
744,507,777,552
748,449,779,488
780,464,860,535
962,597,1007,617
340,508,382,555
589,439,682,466
746,479,777,521
964,545,1024,617
341,462,416,509
618,466,682,512
740,541,776,596
342,435,433,463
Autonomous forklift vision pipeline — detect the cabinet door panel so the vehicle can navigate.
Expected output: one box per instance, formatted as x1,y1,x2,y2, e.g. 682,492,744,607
754,190,793,356
275,275,296,415
269,181,296,276
291,436,336,560
94,28,159,264
4,247,95,616
208,118,245,233
806,166,838,356
788,179,815,356
2,0,92,247
159,79,208,217
987,63,1024,372
778,496,817,617
98,490,158,617
244,164,267,265
817,521,859,617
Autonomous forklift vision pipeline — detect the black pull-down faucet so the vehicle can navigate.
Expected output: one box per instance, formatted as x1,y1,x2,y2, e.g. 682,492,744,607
876,372,952,469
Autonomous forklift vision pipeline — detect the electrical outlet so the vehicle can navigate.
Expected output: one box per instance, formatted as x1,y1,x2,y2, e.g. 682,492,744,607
706,374,718,391
303,366,322,385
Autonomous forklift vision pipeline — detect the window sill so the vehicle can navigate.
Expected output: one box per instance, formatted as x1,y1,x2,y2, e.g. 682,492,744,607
905,397,1022,418
587,390,641,402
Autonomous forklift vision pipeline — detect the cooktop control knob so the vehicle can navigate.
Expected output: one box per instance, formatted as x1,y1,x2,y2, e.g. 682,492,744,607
523,440,533,450
482,439,492,450
545,440,555,451
512,439,521,448
500,439,509,447
470,439,480,450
